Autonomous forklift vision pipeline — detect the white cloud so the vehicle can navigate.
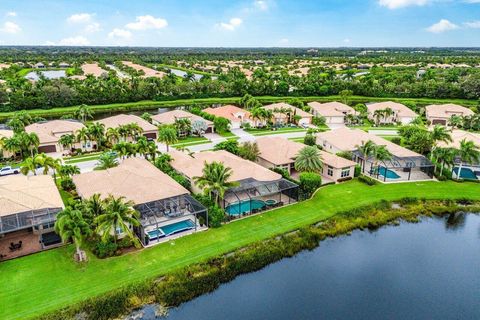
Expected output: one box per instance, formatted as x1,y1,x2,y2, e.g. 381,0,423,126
426,19,459,33
67,13,93,24
279,38,289,44
59,36,90,46
84,22,101,33
254,0,269,11
379,0,429,9
464,20,480,28
6,11,17,17
216,18,243,31
125,15,168,30
0,21,21,34
44,41,56,46
108,28,132,40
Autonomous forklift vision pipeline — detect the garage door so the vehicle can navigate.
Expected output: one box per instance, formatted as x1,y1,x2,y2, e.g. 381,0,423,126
432,119,447,125
143,133,157,139
38,145,56,153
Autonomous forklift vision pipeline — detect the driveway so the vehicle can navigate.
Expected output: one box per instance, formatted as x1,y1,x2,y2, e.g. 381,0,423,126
326,123,346,129
231,128,255,142
368,129,399,136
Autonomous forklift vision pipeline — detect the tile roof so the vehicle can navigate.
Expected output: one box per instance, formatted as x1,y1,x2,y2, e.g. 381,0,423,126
152,110,213,126
366,101,418,118
425,104,474,119
97,114,158,132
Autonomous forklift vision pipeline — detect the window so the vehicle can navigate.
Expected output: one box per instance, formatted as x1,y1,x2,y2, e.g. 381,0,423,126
341,167,351,178
115,226,124,235
327,166,333,176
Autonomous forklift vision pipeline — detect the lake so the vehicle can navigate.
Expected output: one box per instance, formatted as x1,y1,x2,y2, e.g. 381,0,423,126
132,213,480,320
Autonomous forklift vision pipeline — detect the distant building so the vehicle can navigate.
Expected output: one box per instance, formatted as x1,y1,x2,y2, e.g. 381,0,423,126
425,104,474,126
366,101,417,125
308,101,357,125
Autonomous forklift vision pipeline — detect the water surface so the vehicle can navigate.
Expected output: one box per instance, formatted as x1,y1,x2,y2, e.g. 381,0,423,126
135,214,480,320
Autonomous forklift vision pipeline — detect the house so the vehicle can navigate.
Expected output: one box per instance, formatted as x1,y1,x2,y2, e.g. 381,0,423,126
25,120,88,154
307,101,357,125
97,114,158,140
263,103,313,126
0,129,15,159
58,62,70,68
152,110,214,134
366,101,418,125
203,105,255,129
72,158,207,246
316,127,434,182
169,149,299,217
436,130,480,181
33,62,45,69
0,175,64,260
425,104,474,126
255,136,356,183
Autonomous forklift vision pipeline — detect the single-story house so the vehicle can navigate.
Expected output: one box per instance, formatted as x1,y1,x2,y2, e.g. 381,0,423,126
97,114,158,140
203,105,256,129
366,101,418,125
25,120,88,154
33,62,45,69
437,130,480,180
58,62,70,68
425,104,474,126
316,127,434,182
151,110,214,135
0,175,64,260
255,136,356,183
73,158,207,246
307,101,357,125
169,149,299,217
263,103,313,126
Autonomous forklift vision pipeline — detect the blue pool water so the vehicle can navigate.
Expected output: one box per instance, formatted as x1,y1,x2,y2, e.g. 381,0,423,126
160,219,195,236
453,167,479,180
147,229,165,240
377,166,401,179
225,199,266,216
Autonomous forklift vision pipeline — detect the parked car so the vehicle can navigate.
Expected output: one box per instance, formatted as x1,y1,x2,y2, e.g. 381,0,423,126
0,166,20,176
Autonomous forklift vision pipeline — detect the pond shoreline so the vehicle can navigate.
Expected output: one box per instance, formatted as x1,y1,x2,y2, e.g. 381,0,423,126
36,198,480,320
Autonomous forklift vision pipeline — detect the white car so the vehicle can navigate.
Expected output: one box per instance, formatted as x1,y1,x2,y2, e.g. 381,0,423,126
0,166,20,176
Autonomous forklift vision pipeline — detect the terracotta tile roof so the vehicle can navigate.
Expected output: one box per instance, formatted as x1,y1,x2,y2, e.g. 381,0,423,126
256,136,304,165
152,110,213,126
73,158,188,204
425,104,474,119
308,101,356,117
0,175,64,217
169,149,281,182
316,127,421,158
437,130,480,149
97,114,158,132
203,105,251,122
263,103,312,118
25,120,85,144
319,150,356,169
366,101,418,118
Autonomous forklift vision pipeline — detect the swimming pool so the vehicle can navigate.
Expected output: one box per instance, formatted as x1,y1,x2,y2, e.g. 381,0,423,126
160,219,196,236
453,167,479,180
377,166,401,179
147,219,196,240
225,199,266,216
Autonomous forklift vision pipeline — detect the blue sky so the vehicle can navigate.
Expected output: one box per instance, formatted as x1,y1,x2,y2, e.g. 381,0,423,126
0,0,479,47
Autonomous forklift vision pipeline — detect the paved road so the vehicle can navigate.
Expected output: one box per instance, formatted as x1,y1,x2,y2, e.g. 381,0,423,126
368,129,399,136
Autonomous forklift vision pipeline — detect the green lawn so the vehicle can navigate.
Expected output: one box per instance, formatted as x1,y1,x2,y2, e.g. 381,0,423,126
245,127,307,136
217,131,237,138
1,180,480,320
0,95,477,121
288,137,305,143
64,154,102,164
172,136,209,146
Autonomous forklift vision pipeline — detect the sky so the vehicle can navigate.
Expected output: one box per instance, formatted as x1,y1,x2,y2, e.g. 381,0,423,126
0,0,479,47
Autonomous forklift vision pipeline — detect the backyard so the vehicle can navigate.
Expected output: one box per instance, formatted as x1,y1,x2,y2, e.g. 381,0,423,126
1,180,479,320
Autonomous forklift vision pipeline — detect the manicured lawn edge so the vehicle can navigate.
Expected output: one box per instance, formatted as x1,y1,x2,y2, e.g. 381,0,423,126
1,180,480,320
0,95,477,121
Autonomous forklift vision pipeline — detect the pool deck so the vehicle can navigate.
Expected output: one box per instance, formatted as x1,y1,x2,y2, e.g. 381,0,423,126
370,169,434,183
144,225,208,248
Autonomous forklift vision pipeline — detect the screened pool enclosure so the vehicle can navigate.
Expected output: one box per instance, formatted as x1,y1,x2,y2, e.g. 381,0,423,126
133,194,207,246
222,178,299,218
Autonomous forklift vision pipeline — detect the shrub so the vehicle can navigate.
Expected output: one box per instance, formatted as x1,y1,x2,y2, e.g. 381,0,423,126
208,205,225,228
358,175,377,186
303,134,316,146
60,177,76,191
390,137,402,145
337,176,353,183
213,117,231,133
170,172,191,190
214,139,239,155
354,165,361,177
299,172,322,199
336,151,353,160
93,241,119,259
312,116,326,126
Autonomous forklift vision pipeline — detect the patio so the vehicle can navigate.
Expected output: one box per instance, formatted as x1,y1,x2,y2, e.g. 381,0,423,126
0,229,41,260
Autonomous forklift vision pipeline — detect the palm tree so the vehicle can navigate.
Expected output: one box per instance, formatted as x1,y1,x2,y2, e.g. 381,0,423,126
85,193,106,220
431,125,452,145
371,145,392,174
117,125,130,141
135,136,150,158
87,122,105,149
113,141,132,159
105,127,120,145
357,140,377,172
141,112,152,123
1,136,20,159
174,118,192,137
95,152,119,170
455,139,480,179
41,155,61,178
449,115,463,129
74,104,94,123
19,132,40,158
95,195,140,243
127,123,143,139
157,125,178,152
433,147,456,175
294,146,323,173
193,161,239,204
7,117,25,133
238,141,260,161
59,134,75,153
20,154,45,176
373,110,384,126
58,164,80,178
75,128,90,151
54,207,92,262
